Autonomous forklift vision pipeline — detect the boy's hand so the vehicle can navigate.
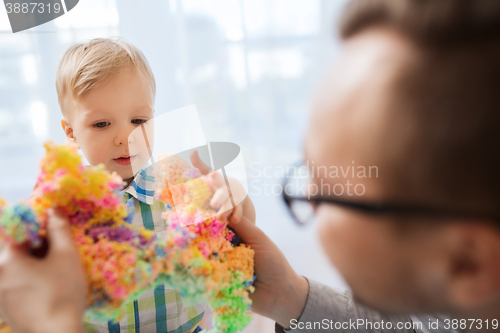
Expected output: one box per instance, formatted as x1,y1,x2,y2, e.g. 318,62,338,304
190,151,256,225
0,209,86,333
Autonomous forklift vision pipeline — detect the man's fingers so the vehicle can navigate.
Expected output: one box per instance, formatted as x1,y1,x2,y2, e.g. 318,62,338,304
227,215,267,246
0,245,35,289
46,209,74,255
216,200,234,220
190,151,212,175
229,204,243,223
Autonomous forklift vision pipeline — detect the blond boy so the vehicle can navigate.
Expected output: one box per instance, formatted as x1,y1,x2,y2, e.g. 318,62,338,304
56,38,254,333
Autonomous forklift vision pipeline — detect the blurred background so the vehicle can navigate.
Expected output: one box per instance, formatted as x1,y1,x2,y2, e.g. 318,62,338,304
0,0,348,331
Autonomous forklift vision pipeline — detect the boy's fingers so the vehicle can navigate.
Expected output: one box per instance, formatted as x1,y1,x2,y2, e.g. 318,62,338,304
46,209,74,254
208,172,226,191
190,151,212,175
210,188,229,209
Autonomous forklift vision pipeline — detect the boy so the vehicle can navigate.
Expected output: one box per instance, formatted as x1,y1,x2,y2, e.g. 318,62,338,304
56,38,255,333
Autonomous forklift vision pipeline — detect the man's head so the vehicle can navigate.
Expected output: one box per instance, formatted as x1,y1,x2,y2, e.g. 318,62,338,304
306,0,500,317
57,38,156,183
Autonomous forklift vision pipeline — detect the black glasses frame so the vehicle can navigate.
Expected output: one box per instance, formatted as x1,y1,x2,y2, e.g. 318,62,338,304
281,162,498,226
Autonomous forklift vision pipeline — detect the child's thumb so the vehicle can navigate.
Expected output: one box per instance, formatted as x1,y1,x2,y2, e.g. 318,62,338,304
190,151,212,175
46,209,74,254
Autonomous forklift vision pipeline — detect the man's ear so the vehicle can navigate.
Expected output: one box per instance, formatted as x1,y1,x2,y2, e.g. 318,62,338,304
61,118,79,147
446,222,500,310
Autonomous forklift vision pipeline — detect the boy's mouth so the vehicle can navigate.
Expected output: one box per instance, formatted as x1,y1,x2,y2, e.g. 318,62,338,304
114,155,136,166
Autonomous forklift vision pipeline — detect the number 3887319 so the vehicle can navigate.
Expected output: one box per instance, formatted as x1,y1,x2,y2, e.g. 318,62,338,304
5,2,62,14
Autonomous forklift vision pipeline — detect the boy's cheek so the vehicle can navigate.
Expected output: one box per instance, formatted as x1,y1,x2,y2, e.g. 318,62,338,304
131,154,150,175
78,140,110,167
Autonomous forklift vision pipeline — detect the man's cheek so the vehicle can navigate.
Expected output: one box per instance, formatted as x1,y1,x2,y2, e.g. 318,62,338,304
316,206,350,240
316,208,375,272
317,213,348,265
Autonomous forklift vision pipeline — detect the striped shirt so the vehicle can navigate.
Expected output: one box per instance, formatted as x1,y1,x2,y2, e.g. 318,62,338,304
83,168,206,333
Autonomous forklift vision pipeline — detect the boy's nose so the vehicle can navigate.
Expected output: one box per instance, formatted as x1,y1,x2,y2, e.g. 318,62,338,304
114,130,134,146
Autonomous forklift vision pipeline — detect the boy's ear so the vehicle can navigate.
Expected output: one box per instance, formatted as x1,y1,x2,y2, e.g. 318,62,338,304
446,222,500,310
61,118,79,147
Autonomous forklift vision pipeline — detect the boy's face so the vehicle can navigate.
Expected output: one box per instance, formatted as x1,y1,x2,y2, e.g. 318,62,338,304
305,28,460,314
61,70,154,183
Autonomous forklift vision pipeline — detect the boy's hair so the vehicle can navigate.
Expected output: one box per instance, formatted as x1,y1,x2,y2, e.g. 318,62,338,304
56,38,156,116
339,0,500,221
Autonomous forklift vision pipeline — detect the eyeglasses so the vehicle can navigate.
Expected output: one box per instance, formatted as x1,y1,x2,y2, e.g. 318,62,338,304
281,161,497,226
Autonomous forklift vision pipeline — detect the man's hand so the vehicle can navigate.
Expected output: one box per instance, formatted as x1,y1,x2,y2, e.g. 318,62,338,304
190,151,256,224
228,216,310,328
0,209,87,333
191,151,307,327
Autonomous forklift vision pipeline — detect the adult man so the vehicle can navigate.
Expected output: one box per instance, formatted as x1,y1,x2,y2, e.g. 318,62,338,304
1,0,500,332
234,0,500,331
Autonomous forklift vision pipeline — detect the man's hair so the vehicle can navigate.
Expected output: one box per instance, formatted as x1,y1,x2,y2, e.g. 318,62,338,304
339,0,500,221
56,38,156,116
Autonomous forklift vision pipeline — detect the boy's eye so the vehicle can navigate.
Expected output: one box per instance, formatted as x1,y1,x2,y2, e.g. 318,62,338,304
132,119,147,125
93,121,110,128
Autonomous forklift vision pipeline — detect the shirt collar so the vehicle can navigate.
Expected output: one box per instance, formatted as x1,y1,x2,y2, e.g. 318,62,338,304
122,167,156,205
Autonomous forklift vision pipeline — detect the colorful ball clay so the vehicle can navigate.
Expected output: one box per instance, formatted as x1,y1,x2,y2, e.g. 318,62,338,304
0,142,254,333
